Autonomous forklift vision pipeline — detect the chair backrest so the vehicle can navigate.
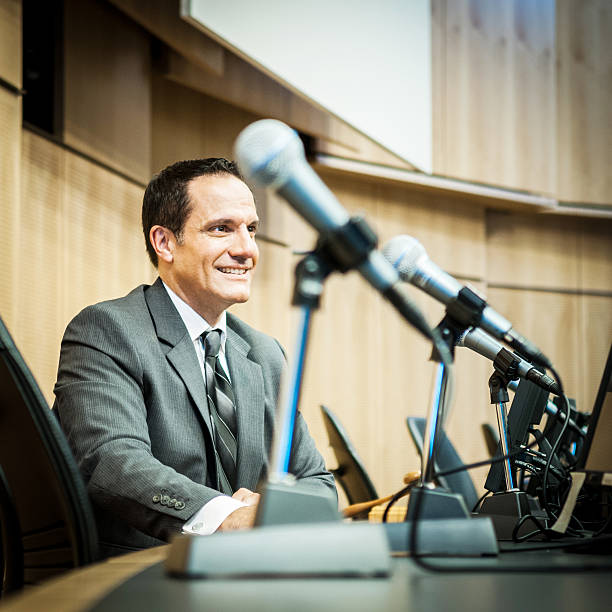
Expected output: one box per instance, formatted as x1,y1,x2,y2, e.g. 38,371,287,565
406,417,479,511
320,405,378,504
481,423,500,458
0,316,98,595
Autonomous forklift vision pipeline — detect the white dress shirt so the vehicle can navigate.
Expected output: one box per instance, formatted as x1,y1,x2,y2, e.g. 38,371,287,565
162,282,246,535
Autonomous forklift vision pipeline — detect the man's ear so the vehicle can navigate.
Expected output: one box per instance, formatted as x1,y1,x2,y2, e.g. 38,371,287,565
149,226,175,264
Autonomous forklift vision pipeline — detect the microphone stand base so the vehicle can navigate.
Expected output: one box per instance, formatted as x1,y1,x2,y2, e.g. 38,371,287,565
166,522,392,578
255,480,340,527
406,485,470,520
477,490,547,541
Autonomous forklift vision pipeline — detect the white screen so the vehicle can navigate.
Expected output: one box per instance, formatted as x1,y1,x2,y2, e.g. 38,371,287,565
182,0,432,172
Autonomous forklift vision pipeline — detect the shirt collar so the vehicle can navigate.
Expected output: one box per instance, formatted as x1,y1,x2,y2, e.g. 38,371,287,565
162,281,227,348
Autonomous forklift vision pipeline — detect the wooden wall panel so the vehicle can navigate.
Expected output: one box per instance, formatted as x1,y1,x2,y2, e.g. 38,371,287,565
578,217,612,292
486,210,612,292
433,0,556,196
578,295,612,413
17,132,65,403
0,88,21,332
486,210,581,289
63,0,152,183
556,0,612,205
16,132,155,404
0,0,21,87
62,147,155,327
151,74,258,173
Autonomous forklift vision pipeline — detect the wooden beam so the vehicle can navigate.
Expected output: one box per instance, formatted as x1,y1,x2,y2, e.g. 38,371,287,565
107,0,224,76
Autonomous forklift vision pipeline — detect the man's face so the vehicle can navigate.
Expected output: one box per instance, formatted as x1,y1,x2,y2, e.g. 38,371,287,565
166,173,259,324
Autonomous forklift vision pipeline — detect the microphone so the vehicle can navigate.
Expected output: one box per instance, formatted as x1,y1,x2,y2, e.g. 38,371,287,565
234,119,433,341
457,327,561,395
382,234,552,368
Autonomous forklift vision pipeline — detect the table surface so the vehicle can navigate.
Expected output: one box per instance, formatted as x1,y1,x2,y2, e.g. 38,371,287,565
1,540,611,612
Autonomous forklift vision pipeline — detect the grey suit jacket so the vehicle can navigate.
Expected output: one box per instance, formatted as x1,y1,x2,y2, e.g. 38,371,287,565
54,278,335,555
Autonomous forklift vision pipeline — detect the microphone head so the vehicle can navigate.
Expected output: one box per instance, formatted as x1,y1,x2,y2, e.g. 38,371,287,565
382,235,427,282
234,119,304,189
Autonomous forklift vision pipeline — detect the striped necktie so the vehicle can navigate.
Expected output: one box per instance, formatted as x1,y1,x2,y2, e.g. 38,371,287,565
202,329,238,494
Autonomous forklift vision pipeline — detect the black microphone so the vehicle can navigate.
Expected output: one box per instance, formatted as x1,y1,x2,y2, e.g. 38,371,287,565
382,234,552,369
457,327,561,395
234,119,434,341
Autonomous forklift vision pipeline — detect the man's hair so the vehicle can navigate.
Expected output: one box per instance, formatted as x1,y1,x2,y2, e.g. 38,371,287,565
142,158,244,267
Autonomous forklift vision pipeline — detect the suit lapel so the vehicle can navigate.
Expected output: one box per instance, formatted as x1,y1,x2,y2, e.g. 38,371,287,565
144,279,213,436
226,325,266,489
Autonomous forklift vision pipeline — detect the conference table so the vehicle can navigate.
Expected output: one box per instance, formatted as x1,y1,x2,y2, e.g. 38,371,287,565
1,527,611,612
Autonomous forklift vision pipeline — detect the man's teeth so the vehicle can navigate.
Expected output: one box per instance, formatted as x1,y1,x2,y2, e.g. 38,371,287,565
219,268,247,275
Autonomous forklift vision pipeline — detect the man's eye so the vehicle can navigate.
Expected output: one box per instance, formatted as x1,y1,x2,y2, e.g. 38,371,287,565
211,225,227,232
248,225,258,234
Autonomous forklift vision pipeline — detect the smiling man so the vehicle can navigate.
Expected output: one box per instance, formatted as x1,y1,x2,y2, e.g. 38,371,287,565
54,158,335,558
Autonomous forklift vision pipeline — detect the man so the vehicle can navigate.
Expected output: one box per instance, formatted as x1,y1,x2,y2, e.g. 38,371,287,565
54,158,335,558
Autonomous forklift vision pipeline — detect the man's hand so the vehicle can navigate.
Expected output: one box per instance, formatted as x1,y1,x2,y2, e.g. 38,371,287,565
218,488,260,531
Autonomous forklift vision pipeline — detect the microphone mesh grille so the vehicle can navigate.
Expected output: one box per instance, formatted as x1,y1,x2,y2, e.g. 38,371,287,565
381,235,426,281
234,119,304,189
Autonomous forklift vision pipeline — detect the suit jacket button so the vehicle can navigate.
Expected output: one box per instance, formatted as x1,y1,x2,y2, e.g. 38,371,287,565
175,501,185,510
161,495,170,506
169,498,177,506
152,495,160,503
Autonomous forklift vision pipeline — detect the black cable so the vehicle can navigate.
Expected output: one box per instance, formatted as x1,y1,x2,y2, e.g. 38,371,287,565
539,366,571,518
472,490,491,513
382,482,417,523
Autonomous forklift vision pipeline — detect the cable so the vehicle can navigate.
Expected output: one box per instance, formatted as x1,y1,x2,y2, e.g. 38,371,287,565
382,482,417,523
472,490,491,513
539,365,571,519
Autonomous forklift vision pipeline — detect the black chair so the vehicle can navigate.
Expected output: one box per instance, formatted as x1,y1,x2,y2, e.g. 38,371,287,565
406,417,479,511
481,423,500,457
0,316,98,595
320,405,378,505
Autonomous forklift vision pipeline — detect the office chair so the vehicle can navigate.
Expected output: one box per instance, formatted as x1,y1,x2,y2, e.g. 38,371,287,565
0,316,98,595
406,417,479,511
320,405,378,506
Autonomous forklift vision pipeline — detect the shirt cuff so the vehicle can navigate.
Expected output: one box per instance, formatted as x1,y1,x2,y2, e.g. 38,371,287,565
182,496,247,536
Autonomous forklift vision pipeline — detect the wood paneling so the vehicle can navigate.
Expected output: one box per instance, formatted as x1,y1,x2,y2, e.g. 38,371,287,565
15,132,155,404
0,0,21,87
578,217,612,293
16,132,64,399
107,0,224,76
486,210,581,290
61,144,155,323
63,0,152,184
486,210,612,293
0,87,21,331
578,295,612,413
151,74,258,173
556,0,612,205
433,0,556,196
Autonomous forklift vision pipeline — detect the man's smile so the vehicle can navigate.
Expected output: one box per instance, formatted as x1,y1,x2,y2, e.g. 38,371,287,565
217,267,250,275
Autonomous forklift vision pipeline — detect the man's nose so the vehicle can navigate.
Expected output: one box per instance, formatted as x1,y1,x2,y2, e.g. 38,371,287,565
229,226,257,259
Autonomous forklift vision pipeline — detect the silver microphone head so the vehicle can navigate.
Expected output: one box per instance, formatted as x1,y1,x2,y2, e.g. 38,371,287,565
234,119,304,190
382,235,427,282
